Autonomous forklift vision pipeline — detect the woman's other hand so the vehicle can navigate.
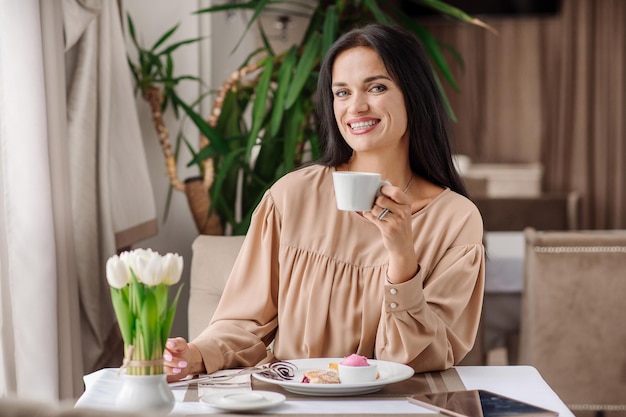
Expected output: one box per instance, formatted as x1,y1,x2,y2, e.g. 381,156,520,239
164,337,201,382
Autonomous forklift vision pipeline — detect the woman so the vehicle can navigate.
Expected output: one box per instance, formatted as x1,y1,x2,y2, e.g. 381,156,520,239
164,24,484,381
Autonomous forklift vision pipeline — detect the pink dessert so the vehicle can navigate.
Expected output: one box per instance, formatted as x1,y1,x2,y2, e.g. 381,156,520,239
340,354,370,367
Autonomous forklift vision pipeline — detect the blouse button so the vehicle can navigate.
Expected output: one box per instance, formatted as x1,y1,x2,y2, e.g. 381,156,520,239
390,302,398,309
389,288,398,295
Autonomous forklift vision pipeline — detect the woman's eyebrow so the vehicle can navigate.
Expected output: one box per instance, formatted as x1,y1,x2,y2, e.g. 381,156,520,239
332,75,392,88
364,75,392,83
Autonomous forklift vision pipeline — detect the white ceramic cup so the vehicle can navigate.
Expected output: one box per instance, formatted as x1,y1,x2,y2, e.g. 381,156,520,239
332,171,391,212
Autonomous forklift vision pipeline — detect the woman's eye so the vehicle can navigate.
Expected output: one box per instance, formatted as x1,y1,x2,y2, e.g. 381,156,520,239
333,90,348,98
370,84,387,93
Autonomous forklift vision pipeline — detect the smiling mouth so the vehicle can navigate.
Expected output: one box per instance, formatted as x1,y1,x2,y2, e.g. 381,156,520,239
349,120,379,130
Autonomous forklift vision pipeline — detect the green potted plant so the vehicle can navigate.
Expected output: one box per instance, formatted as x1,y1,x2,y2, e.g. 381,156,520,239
126,16,225,235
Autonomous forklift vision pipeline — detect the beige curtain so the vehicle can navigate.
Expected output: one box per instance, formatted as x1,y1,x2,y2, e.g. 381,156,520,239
40,1,85,399
424,17,546,163
539,0,626,229
0,0,158,401
62,0,159,376
0,0,62,401
423,0,626,229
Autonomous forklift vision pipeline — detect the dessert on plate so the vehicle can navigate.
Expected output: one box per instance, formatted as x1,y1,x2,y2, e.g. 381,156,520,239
338,354,378,384
300,354,377,384
301,369,341,384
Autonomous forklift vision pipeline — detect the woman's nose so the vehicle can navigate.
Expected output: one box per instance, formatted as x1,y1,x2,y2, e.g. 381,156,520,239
349,93,369,113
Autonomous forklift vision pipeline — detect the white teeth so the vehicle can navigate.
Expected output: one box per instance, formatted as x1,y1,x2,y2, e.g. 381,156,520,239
350,120,378,130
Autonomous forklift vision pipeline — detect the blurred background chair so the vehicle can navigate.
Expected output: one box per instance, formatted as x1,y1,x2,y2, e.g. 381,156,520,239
519,228,626,417
188,235,246,340
472,192,580,232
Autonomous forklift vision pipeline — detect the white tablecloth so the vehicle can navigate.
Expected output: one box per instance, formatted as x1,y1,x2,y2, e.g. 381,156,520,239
485,231,525,293
75,366,573,416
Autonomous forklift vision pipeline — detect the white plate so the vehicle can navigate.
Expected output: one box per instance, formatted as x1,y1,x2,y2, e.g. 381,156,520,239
200,390,286,412
252,358,414,396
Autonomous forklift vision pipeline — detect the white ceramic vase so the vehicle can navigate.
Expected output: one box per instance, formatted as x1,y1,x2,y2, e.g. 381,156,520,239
116,373,175,413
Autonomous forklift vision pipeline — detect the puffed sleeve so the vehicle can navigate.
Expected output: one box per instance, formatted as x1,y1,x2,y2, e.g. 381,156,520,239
190,191,281,374
375,234,485,372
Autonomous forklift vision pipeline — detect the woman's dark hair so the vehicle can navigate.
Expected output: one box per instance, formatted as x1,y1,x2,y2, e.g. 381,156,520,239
316,24,467,197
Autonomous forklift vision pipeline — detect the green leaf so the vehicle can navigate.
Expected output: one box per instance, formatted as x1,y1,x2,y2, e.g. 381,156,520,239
363,0,395,25
240,47,269,68
151,23,180,52
127,57,140,90
386,3,459,91
129,269,145,316
440,41,465,72
110,288,133,345
230,0,272,54
210,148,246,206
195,1,257,14
269,47,297,136
166,54,173,79
257,19,275,57
321,5,338,57
155,283,168,317
217,90,246,137
431,68,457,122
187,143,217,167
126,14,139,50
157,37,204,56
170,75,203,84
174,95,230,155
162,284,184,344
140,290,158,359
413,0,496,33
416,0,470,17
285,32,321,109
299,7,324,45
283,99,304,172
247,58,274,159
411,23,459,91
308,131,321,160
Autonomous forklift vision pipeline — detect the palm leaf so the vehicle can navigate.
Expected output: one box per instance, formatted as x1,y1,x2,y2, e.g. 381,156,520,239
174,95,230,155
363,0,395,25
151,23,180,52
247,57,274,159
231,0,272,54
283,98,304,172
414,0,497,34
321,5,339,57
157,37,204,56
269,46,297,136
285,32,321,109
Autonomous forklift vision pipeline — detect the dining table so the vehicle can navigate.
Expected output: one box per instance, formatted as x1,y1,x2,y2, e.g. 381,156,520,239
75,364,574,416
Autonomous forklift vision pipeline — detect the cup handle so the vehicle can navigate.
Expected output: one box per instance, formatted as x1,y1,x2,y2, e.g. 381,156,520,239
376,180,392,197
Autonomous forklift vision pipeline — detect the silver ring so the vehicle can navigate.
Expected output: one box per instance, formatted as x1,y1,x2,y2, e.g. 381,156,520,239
377,208,389,220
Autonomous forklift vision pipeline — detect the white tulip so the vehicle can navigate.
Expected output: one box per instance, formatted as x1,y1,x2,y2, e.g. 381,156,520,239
106,254,131,289
123,248,163,286
161,253,183,285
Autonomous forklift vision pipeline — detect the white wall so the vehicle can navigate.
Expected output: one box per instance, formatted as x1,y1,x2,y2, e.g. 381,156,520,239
121,0,258,338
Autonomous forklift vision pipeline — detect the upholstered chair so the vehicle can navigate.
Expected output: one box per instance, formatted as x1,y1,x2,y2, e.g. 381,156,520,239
188,235,246,340
519,228,626,416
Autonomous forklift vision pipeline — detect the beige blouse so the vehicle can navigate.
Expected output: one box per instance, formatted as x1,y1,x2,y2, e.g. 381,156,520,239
193,165,485,373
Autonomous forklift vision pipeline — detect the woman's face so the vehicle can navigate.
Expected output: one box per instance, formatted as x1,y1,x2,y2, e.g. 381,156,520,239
331,46,409,155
